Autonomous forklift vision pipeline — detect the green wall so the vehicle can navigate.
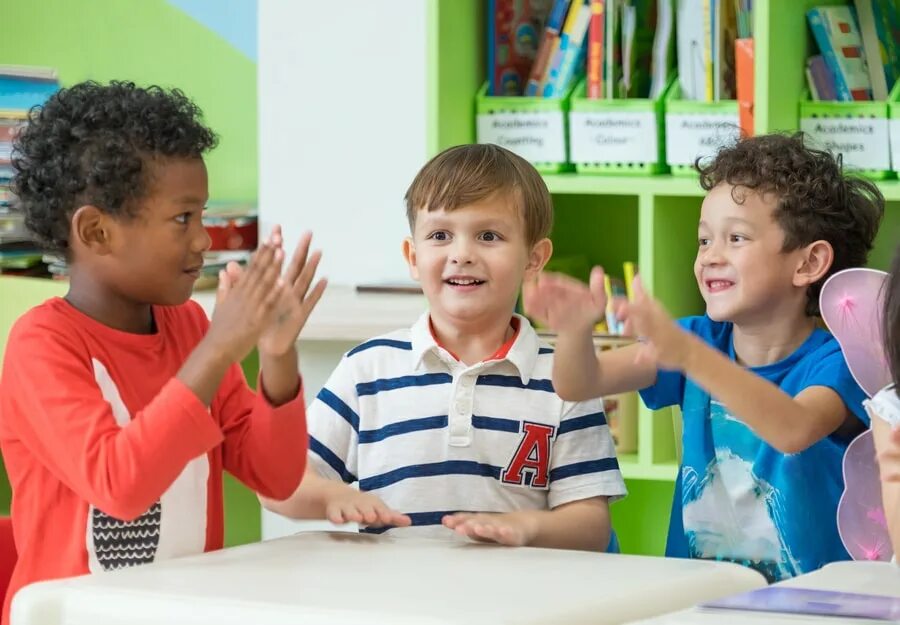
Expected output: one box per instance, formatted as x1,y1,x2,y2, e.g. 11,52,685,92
0,0,257,203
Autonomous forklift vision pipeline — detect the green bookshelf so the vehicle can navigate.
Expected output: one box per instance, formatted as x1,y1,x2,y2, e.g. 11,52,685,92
425,0,900,555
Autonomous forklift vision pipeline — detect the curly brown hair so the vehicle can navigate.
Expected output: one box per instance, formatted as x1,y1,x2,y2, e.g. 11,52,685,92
12,81,218,254
696,132,884,315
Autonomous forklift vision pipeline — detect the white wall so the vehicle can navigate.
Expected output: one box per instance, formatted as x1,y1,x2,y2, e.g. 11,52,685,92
258,0,429,287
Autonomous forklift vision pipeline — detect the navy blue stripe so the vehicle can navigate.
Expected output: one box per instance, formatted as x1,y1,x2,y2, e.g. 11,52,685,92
538,347,554,354
550,458,620,482
309,436,357,484
317,387,360,433
359,510,459,535
558,411,607,435
471,415,520,433
476,374,554,393
348,339,412,357
359,415,448,444
357,373,453,397
360,461,501,491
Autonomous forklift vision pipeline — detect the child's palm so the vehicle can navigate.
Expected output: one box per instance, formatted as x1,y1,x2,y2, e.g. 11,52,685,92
524,267,606,332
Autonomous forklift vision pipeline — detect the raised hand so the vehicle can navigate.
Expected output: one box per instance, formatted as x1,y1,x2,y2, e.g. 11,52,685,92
325,490,412,528
256,227,327,356
205,241,286,364
619,276,690,370
523,266,607,334
442,511,538,546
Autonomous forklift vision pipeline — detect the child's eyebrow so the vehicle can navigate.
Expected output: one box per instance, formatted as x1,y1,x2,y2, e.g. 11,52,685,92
698,217,756,229
174,195,208,205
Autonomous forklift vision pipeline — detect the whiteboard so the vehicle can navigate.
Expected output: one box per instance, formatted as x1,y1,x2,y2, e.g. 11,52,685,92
258,0,428,286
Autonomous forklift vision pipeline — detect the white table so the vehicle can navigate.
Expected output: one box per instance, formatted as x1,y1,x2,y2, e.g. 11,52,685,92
629,561,900,624
12,532,766,625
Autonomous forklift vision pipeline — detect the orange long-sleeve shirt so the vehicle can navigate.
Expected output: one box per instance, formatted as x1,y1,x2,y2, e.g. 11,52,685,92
0,298,308,622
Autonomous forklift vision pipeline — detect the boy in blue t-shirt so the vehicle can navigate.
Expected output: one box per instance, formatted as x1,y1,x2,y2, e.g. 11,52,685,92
524,133,884,580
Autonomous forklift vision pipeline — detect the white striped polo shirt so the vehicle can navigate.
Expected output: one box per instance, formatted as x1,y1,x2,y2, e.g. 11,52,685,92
307,312,627,537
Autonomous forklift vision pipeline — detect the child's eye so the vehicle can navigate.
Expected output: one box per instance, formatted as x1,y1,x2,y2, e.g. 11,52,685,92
428,231,450,241
698,237,711,247
479,231,501,242
175,213,191,225
730,234,747,243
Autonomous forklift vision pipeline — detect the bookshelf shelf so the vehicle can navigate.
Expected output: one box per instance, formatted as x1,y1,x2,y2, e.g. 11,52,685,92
426,0,898,556
543,173,705,197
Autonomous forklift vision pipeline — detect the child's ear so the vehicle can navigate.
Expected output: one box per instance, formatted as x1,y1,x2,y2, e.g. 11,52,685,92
794,240,834,287
525,238,553,278
71,205,114,255
402,237,420,281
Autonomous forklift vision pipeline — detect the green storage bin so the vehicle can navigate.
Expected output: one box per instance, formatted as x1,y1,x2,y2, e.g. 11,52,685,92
568,78,674,175
664,82,740,177
887,80,900,175
800,89,893,180
476,82,575,174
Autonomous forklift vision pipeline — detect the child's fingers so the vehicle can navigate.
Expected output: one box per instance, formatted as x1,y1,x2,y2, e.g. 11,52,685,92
291,248,322,300
283,231,313,286
589,266,606,310
442,513,471,529
215,269,232,308
269,224,283,249
391,512,413,527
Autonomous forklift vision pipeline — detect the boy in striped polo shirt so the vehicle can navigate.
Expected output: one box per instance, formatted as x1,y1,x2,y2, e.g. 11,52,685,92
262,144,627,551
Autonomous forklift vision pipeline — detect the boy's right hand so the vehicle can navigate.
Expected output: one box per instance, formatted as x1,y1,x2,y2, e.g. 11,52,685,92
205,241,286,364
523,266,607,334
324,490,412,528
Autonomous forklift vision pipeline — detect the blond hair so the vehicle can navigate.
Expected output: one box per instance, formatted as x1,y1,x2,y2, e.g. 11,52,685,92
404,144,553,246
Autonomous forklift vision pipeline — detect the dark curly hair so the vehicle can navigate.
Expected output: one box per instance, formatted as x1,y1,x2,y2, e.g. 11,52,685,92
886,244,900,400
697,132,884,316
11,80,218,253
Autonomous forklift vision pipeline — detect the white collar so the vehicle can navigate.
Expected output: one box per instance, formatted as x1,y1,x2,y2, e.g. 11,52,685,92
409,312,540,384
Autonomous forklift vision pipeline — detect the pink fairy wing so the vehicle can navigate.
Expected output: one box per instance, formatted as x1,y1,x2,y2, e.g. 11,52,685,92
837,430,893,561
820,268,891,397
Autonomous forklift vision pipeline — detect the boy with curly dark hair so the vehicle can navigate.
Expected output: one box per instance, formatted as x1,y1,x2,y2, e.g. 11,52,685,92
0,81,325,620
525,132,884,581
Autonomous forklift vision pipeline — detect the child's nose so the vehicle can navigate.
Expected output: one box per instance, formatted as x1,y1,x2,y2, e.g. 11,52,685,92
449,239,474,264
193,225,212,253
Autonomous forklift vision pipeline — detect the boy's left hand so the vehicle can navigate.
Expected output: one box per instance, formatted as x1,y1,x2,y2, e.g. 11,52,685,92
442,511,538,546
619,276,693,371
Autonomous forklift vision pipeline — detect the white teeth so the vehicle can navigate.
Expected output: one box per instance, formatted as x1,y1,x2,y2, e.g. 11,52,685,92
447,278,482,286
708,280,732,289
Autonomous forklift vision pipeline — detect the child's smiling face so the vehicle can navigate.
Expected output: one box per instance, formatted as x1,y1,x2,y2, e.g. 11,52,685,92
96,157,212,307
404,192,549,331
694,183,811,325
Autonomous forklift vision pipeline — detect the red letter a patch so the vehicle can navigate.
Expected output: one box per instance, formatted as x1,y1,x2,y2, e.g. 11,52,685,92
501,422,555,488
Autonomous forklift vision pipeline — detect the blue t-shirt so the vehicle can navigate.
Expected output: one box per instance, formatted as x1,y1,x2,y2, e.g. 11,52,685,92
639,316,868,582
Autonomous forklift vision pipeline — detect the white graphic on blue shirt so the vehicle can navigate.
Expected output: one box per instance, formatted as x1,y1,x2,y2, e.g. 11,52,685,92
682,400,801,581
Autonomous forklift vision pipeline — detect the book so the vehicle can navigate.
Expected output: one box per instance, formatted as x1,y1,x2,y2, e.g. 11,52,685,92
676,0,707,101
806,54,838,101
854,0,900,100
587,0,606,98
618,0,657,98
649,0,675,99
546,1,592,96
701,586,900,621
807,6,873,101
525,0,573,95
735,38,754,133
488,0,553,96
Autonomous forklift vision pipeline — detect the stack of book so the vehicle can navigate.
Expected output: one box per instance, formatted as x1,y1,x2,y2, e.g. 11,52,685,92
807,1,900,102
0,66,59,277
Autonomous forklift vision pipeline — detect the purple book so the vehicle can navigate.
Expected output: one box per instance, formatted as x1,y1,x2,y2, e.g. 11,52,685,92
701,587,900,621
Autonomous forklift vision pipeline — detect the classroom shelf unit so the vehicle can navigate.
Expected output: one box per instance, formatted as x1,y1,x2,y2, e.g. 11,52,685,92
425,0,900,555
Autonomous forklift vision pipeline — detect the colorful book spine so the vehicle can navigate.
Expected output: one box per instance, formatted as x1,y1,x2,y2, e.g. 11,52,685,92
807,6,872,102
546,1,592,97
587,0,606,98
525,0,573,96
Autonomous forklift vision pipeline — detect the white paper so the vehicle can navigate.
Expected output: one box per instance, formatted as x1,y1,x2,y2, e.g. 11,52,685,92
569,110,658,164
800,116,890,172
477,111,567,164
